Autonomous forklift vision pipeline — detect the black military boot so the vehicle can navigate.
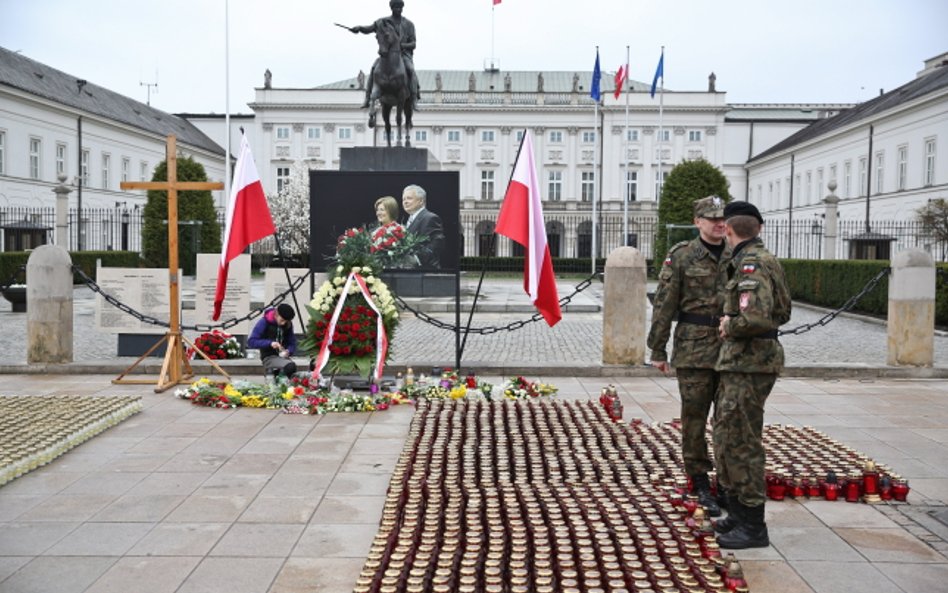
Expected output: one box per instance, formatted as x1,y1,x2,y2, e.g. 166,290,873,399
717,502,769,549
691,473,722,517
715,481,730,511
713,492,740,534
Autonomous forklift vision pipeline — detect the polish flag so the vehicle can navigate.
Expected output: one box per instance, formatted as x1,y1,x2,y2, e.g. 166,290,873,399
493,0,501,5
614,64,628,99
213,134,275,320
496,130,562,326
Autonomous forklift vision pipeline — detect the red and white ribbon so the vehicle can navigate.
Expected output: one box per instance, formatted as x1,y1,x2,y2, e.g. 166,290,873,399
312,272,389,381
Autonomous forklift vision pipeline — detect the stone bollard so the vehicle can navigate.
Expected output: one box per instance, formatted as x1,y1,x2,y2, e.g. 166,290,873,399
27,245,74,363
602,246,647,365
887,249,934,367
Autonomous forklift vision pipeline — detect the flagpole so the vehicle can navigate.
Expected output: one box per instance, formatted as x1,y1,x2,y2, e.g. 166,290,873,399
657,46,665,203
462,128,530,362
623,45,630,245
592,47,599,276
223,0,231,211
490,1,496,69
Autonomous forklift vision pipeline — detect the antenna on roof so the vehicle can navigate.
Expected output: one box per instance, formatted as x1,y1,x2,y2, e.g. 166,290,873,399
140,70,159,106
76,79,87,93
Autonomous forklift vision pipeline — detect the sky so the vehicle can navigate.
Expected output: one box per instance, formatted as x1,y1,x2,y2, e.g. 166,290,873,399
2,0,946,115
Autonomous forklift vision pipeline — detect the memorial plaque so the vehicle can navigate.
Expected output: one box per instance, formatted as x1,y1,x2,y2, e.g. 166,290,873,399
95,266,171,334
264,267,321,330
193,254,251,334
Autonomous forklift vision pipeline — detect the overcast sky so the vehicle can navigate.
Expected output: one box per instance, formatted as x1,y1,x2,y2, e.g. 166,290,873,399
2,0,945,115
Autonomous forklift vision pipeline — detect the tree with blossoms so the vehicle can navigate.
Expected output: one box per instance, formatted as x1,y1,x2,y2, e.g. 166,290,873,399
267,159,311,263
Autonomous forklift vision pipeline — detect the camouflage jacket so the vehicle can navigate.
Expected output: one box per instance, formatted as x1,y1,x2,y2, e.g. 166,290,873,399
647,238,726,369
716,237,792,374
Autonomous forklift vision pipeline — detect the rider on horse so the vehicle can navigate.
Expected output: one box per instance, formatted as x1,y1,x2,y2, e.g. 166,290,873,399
349,0,420,111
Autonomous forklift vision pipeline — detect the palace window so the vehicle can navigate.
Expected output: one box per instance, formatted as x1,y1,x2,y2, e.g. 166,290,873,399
688,130,702,142
581,171,595,202
56,143,67,177
583,131,596,143
276,166,290,194
140,161,148,182
481,130,496,143
548,170,563,201
338,127,352,140
924,138,935,186
102,153,111,189
29,137,41,179
897,145,907,190
858,157,867,197
844,161,852,198
874,152,884,194
625,170,638,202
81,149,90,186
307,126,321,140
626,129,639,142
480,170,495,200
448,130,461,143
276,126,290,140
122,157,130,185
549,131,563,143
0,130,5,175
414,130,428,143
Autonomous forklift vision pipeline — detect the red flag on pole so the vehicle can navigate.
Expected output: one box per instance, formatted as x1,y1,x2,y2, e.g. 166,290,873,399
496,130,562,327
493,0,502,5
614,64,627,99
213,134,275,320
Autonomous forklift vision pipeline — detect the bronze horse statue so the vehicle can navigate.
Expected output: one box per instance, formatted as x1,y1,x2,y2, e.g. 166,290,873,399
369,20,413,147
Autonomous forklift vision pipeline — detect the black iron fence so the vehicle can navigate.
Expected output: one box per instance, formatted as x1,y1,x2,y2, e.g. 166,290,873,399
3,206,945,264
761,219,948,262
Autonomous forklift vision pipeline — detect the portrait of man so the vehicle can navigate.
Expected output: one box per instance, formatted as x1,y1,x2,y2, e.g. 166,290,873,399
402,184,445,268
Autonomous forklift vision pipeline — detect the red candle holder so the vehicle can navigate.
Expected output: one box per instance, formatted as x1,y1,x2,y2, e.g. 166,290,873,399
879,476,893,501
790,476,805,499
823,471,839,501
892,477,910,502
766,474,786,501
844,471,862,503
862,460,881,503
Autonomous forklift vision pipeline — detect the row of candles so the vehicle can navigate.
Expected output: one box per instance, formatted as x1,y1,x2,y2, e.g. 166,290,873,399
355,398,752,593
596,388,909,505
0,395,143,486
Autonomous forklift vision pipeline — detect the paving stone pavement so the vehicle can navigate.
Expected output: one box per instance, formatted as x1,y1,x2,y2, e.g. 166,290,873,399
0,375,946,593
2,277,947,370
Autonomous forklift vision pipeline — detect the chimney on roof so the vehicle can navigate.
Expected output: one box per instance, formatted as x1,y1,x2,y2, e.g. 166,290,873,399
76,79,87,93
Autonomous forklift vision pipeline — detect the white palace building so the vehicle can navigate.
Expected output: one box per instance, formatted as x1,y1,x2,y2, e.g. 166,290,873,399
2,44,946,260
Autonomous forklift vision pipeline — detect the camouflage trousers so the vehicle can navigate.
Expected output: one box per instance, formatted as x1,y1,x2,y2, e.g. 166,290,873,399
713,371,778,507
676,367,719,478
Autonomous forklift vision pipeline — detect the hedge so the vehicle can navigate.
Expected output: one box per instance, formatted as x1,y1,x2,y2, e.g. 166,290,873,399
0,251,141,287
780,259,948,327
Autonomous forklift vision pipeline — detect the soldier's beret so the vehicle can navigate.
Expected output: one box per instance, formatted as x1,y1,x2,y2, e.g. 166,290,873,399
693,196,725,218
723,201,764,224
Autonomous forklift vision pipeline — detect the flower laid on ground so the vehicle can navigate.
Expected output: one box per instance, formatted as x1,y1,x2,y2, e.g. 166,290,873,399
173,373,556,413
502,376,559,399
299,264,399,378
174,376,408,415
187,330,243,360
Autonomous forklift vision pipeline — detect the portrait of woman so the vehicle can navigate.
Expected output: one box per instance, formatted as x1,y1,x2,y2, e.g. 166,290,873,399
374,195,400,228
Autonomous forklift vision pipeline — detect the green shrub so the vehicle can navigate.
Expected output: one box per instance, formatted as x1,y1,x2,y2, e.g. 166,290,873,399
0,250,141,286
141,156,221,275
781,259,890,315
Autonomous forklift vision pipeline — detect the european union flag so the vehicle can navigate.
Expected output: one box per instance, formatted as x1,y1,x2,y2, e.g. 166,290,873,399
590,49,602,102
650,51,664,98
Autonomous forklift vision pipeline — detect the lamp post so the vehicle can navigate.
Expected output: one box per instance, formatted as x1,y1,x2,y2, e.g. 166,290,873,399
52,174,72,248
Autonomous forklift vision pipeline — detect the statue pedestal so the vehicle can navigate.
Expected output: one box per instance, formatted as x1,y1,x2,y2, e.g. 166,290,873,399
381,271,454,297
340,147,439,171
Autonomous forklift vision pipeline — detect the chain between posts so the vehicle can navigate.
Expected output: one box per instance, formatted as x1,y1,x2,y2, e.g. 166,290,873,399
70,265,314,332
778,266,891,336
395,272,603,334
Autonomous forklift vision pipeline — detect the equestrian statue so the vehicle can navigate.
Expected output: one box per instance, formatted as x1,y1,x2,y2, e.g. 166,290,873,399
345,0,420,147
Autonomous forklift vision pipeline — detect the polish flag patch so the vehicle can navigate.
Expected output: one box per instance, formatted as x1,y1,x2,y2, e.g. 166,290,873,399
741,263,756,274
740,292,751,310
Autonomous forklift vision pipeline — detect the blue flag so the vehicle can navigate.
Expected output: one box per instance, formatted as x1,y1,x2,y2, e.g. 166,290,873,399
650,51,664,98
590,50,601,101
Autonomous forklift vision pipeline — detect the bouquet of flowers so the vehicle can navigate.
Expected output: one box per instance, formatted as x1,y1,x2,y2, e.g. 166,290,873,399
501,376,559,400
188,330,243,360
334,224,428,271
299,264,399,378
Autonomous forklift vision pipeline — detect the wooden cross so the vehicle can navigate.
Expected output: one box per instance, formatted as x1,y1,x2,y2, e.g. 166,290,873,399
113,134,229,392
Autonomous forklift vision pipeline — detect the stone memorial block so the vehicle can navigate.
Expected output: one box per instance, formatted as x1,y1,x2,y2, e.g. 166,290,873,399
96,266,171,335
193,253,251,335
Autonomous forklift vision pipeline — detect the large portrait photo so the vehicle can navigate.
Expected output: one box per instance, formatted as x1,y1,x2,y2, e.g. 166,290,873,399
309,170,460,273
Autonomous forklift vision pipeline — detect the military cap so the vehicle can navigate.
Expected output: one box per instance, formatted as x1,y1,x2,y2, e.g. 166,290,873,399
693,195,725,218
723,200,764,224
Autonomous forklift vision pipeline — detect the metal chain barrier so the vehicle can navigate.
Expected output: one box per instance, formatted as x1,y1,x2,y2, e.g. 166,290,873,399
0,264,27,293
395,272,603,334
778,266,891,336
70,265,314,332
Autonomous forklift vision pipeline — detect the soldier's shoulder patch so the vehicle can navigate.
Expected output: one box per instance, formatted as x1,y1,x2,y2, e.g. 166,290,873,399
741,262,757,274
737,278,759,290
662,241,689,266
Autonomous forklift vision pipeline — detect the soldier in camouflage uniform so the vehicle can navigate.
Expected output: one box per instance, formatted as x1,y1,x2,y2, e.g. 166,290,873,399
647,195,728,517
712,201,791,549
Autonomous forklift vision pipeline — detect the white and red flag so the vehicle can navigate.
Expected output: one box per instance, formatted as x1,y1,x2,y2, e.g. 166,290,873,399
213,134,275,320
614,63,628,99
493,0,502,5
496,130,562,327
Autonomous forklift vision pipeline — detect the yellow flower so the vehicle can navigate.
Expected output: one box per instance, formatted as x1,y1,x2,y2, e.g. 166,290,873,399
450,386,467,400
